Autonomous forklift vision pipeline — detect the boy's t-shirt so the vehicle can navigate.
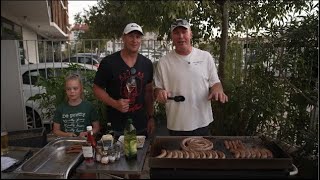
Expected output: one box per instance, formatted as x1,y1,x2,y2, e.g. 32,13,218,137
53,100,98,135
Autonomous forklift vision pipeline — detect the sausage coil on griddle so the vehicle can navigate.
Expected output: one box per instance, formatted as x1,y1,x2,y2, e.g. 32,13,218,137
181,137,213,151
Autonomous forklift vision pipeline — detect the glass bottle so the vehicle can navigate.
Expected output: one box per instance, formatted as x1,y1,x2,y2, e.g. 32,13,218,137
82,126,96,165
124,118,137,160
87,125,97,149
106,122,114,137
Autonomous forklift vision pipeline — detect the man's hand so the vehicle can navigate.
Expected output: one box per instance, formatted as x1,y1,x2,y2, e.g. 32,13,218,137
208,83,229,103
113,99,130,112
155,89,171,103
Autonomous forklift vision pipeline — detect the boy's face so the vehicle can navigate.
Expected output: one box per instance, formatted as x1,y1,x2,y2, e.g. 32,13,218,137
65,79,82,101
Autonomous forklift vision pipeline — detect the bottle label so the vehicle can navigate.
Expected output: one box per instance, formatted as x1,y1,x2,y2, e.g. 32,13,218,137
124,138,137,159
82,146,93,158
102,139,113,151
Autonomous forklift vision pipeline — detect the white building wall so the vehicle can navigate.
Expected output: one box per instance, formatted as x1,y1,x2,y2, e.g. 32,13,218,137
22,27,39,64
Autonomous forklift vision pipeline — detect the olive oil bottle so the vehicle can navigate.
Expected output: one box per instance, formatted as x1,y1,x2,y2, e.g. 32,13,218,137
124,118,137,160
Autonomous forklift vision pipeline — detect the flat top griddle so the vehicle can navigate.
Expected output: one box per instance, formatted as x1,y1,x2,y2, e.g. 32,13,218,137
149,136,292,170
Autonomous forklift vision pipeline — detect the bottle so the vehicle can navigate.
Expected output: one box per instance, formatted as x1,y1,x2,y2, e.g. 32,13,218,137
106,122,114,137
124,118,137,160
82,126,96,165
87,126,97,149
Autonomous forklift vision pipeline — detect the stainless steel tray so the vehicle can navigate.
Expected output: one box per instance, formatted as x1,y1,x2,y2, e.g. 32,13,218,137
14,137,86,179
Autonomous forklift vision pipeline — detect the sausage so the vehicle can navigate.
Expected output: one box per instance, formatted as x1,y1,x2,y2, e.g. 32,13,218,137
172,150,178,158
237,140,245,150
66,144,82,151
66,144,83,153
176,150,184,158
199,151,206,159
239,149,246,158
182,150,190,159
250,149,256,158
204,150,213,159
263,148,273,158
66,149,82,153
231,141,238,150
230,149,240,158
181,137,213,151
188,151,195,159
227,141,232,149
166,150,173,158
254,148,261,158
155,149,167,158
228,141,235,150
224,140,230,149
235,140,242,150
245,149,251,158
216,150,226,159
69,144,83,149
212,150,219,159
260,149,268,159
193,150,201,159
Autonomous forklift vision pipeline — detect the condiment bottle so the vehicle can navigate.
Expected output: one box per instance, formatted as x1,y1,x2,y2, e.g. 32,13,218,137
124,118,137,160
82,126,96,165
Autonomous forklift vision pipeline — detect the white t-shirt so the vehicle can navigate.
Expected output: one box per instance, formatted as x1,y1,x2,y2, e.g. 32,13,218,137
154,47,220,131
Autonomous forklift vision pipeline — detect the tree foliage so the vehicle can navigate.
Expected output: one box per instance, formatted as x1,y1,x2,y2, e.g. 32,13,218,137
78,0,312,40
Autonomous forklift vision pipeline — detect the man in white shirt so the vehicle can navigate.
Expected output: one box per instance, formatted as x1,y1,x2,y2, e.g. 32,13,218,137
154,19,228,136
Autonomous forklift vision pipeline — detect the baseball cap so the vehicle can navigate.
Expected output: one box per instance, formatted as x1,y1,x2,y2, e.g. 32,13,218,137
123,23,144,35
170,19,190,32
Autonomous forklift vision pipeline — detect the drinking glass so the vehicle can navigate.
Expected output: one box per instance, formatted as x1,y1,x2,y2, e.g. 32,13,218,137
126,77,136,105
1,130,9,155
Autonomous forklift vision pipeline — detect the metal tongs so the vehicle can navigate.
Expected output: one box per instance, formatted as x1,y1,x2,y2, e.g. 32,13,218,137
168,95,185,102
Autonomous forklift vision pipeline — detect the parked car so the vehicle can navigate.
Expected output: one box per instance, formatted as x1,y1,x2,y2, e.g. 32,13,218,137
139,50,164,62
62,55,100,67
21,62,98,129
75,53,102,61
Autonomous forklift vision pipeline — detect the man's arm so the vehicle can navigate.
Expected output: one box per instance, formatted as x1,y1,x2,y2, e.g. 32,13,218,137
93,84,130,113
145,82,155,134
208,82,228,103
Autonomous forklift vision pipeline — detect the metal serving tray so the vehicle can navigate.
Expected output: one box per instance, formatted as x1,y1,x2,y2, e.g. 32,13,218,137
149,136,293,170
14,137,86,179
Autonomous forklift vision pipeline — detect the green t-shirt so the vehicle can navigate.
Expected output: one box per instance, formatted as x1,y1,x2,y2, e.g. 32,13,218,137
53,100,98,135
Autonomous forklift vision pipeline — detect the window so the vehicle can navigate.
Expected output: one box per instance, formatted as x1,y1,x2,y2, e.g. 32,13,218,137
22,69,54,85
1,17,22,40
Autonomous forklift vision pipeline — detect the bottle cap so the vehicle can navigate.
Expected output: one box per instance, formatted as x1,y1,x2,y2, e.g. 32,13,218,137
87,126,93,131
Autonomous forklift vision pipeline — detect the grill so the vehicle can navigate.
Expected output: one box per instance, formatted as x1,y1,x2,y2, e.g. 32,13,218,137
149,136,294,179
